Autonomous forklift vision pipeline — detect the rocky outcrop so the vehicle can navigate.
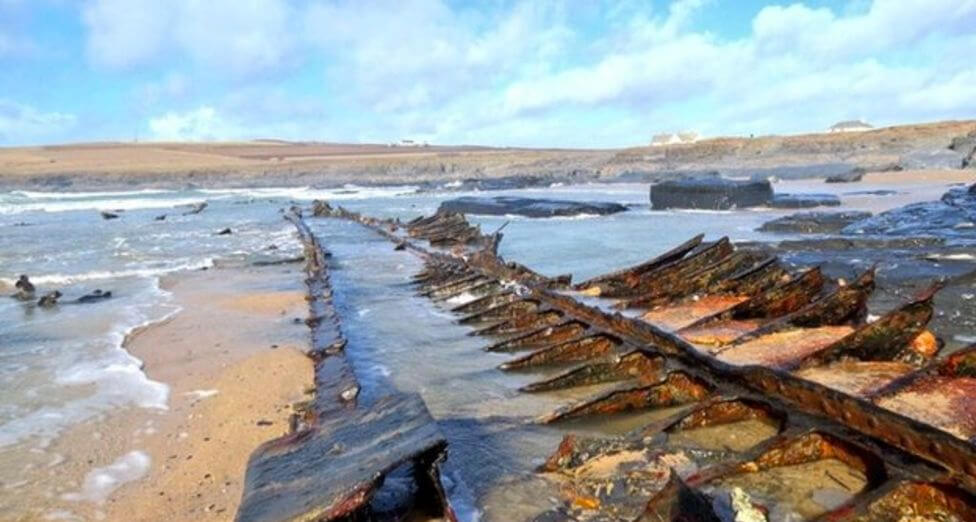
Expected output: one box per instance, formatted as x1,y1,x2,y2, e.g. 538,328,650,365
438,196,628,218
769,193,841,209
842,183,976,240
825,171,863,183
758,211,872,234
650,177,772,210
950,131,976,168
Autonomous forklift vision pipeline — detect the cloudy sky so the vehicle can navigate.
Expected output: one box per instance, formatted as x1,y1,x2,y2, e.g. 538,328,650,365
1,0,974,147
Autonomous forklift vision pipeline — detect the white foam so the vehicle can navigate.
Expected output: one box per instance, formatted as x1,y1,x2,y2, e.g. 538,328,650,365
0,196,208,215
0,258,214,286
0,280,177,448
62,450,150,504
11,189,174,199
197,184,416,201
185,389,219,400
927,253,976,261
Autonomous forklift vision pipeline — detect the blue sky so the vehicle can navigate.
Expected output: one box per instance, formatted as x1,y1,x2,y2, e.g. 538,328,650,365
1,0,974,147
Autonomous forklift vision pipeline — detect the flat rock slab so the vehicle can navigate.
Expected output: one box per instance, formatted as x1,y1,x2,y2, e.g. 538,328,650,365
758,211,872,234
842,184,976,239
769,193,841,209
438,196,628,218
237,393,446,522
650,178,772,210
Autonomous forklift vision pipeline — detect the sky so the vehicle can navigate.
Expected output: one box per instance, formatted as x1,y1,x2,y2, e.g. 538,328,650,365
1,0,974,147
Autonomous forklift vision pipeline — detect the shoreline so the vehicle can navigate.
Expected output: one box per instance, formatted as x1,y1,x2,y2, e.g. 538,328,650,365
10,264,315,521
0,119,972,191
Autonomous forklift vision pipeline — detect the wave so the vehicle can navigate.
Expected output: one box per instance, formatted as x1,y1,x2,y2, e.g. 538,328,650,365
0,196,208,215
11,189,175,199
0,258,215,286
197,184,417,201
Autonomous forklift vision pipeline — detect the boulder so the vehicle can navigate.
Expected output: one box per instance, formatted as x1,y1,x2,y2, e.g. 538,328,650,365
76,289,112,303
949,131,976,167
825,170,864,183
758,211,872,234
769,193,841,209
841,183,976,239
650,177,772,210
437,196,628,218
100,211,119,220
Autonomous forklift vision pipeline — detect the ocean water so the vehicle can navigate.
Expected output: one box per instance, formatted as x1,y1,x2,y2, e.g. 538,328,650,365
0,180,941,519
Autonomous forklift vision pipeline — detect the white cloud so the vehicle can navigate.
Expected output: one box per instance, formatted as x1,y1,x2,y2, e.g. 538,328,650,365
83,0,173,68
0,99,76,144
83,0,296,75
67,0,976,146
147,106,238,141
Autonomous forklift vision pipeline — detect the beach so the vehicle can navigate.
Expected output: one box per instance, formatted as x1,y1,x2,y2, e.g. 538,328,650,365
0,264,313,521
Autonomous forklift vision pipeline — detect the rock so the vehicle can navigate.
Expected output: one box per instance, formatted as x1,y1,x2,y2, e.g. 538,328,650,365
100,211,119,220
949,131,976,167
312,200,333,217
38,290,62,308
650,177,772,210
769,193,841,209
843,190,899,196
758,211,872,234
76,289,112,303
438,196,628,218
182,202,208,215
217,228,233,235
841,184,976,239
13,275,35,301
154,214,166,221
825,170,863,183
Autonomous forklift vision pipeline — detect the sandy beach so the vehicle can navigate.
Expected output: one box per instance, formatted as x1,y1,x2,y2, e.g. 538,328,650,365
7,264,314,521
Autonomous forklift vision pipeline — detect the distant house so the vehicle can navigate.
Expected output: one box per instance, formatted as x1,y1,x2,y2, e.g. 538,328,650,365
650,131,700,147
828,120,873,133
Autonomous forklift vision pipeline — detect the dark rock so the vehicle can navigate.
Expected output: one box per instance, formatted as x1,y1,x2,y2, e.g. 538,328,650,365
650,177,772,210
76,289,112,303
758,211,872,234
949,131,976,167
769,193,841,208
312,200,334,216
154,214,166,221
825,170,863,183
38,290,62,308
217,228,233,235
13,275,35,301
841,184,976,240
438,196,628,218
844,190,900,196
100,211,119,220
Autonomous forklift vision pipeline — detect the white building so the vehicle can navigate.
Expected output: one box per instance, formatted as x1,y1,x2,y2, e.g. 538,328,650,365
828,120,873,133
650,131,700,147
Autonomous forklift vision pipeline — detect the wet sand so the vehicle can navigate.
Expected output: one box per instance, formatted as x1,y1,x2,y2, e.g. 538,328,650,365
16,264,314,521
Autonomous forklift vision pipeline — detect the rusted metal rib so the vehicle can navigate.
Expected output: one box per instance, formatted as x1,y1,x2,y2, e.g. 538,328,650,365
320,206,976,518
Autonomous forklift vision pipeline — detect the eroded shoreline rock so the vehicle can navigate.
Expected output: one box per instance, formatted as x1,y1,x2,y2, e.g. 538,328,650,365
650,178,773,210
438,196,628,218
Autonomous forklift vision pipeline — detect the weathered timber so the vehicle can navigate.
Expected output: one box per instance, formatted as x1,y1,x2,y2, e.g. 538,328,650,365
236,394,450,522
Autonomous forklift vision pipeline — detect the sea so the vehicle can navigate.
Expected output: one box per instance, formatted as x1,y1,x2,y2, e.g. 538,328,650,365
0,179,959,520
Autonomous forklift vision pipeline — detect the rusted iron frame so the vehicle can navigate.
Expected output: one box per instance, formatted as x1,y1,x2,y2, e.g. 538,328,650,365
606,237,735,300
573,233,705,290
483,319,590,353
616,250,759,310
322,209,976,493
498,332,625,371
519,350,664,392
